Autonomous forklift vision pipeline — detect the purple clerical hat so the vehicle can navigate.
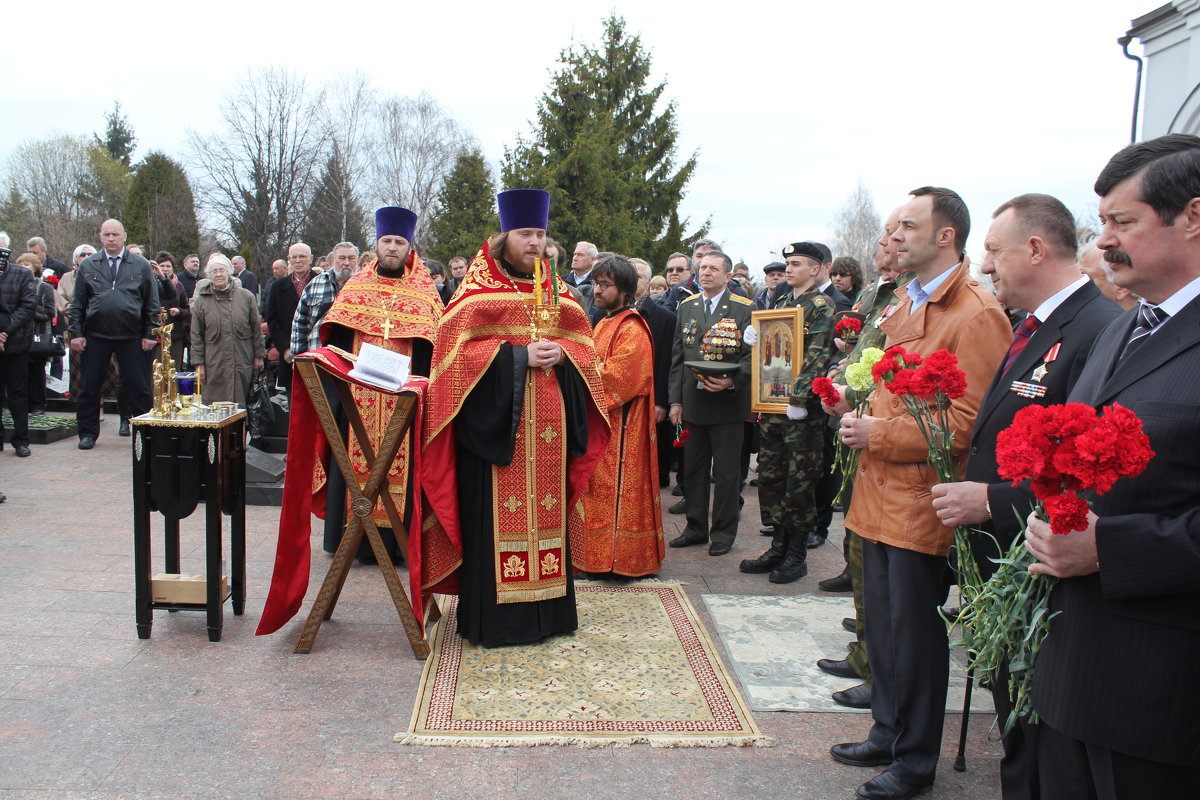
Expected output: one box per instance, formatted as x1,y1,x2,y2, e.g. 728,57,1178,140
375,206,418,241
497,189,550,232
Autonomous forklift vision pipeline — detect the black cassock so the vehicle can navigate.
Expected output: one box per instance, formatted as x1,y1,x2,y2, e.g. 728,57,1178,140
454,342,590,647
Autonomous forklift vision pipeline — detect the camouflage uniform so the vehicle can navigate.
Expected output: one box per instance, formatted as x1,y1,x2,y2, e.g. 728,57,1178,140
830,272,911,681
742,285,834,582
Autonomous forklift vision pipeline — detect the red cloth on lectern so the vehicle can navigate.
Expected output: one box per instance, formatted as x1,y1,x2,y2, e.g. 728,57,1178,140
255,347,456,635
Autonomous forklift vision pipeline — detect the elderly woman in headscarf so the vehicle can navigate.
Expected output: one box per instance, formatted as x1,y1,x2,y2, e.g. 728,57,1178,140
190,253,265,405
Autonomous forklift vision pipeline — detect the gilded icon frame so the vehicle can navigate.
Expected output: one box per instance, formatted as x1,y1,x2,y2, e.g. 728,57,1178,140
751,307,805,414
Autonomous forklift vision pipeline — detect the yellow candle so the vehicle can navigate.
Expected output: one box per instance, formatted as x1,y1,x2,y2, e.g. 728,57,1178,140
533,257,543,305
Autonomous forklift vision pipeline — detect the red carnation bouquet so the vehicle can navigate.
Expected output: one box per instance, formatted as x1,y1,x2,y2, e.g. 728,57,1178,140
672,424,691,449
833,316,864,352
873,346,967,486
958,402,1154,731
811,376,842,409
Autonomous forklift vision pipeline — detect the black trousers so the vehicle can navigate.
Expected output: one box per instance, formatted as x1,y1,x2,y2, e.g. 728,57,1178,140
0,350,30,446
863,538,951,784
681,420,743,545
77,337,151,440
1038,720,1200,800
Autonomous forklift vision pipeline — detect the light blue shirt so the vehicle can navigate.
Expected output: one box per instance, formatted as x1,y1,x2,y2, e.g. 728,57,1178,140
906,263,959,310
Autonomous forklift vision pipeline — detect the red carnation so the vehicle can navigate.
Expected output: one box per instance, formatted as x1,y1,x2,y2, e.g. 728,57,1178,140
886,368,916,396
812,377,842,408
884,344,908,359
1042,493,1091,535
871,357,900,383
673,426,691,448
835,317,863,337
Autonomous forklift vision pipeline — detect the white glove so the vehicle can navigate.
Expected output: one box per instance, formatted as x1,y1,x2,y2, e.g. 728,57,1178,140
786,405,807,420
743,325,757,346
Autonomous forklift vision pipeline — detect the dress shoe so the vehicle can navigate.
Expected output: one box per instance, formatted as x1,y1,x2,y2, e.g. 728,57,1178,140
14,444,31,458
842,617,856,633
78,436,96,450
818,570,852,592
668,499,686,514
759,526,775,536
671,485,684,497
830,740,893,767
833,683,872,709
856,770,932,800
708,542,731,556
668,533,707,548
806,530,827,549
817,657,859,679
118,418,131,437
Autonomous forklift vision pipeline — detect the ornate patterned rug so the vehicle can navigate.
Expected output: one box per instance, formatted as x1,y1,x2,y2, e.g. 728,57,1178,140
702,593,994,714
397,584,771,747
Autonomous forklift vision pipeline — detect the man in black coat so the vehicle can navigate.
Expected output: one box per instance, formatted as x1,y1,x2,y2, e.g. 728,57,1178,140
1018,134,1200,798
931,193,1121,800
265,243,315,396
232,256,260,298
69,219,160,449
26,236,67,278
632,258,677,487
0,246,38,456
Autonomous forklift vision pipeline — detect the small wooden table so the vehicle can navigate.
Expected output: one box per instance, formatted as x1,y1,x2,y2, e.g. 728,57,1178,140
131,410,247,642
291,357,436,659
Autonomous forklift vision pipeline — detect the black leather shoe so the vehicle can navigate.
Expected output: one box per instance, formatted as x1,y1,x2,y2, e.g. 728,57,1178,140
118,418,131,437
817,658,859,679
833,683,872,709
14,444,31,457
842,617,856,633
856,770,932,800
668,499,686,514
671,485,684,497
708,542,731,556
806,531,827,549
830,740,893,767
78,436,96,450
669,533,706,548
818,570,852,592
759,526,775,536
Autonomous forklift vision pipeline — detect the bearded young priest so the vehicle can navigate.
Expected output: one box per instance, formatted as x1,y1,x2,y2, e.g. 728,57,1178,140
422,189,610,647
579,253,664,577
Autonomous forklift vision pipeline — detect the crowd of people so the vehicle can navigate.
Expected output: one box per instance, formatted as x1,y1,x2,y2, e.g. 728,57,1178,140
3,133,1199,799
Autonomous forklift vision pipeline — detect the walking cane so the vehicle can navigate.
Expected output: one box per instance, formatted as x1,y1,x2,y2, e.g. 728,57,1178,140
954,667,974,771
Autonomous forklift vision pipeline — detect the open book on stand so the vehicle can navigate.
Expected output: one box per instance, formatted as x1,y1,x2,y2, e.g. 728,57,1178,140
342,342,411,393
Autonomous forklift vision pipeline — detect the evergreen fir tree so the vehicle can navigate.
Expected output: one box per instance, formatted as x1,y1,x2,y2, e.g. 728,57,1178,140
502,14,706,270
426,148,498,263
301,149,368,258
126,152,200,258
95,102,137,168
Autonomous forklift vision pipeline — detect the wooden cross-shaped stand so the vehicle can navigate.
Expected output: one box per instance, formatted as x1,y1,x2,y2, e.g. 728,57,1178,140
291,356,439,659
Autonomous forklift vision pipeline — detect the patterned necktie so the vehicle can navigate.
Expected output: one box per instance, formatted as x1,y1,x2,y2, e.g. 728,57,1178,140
1120,304,1169,360
1001,315,1040,376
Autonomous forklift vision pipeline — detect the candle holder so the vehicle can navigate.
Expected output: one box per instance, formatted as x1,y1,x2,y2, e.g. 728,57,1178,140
174,372,201,415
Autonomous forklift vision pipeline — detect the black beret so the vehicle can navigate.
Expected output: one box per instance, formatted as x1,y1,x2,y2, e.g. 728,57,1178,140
781,242,824,263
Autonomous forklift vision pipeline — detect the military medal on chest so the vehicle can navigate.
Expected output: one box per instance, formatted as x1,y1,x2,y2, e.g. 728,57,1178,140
1029,342,1060,383
701,317,742,360
682,318,699,345
1010,341,1060,398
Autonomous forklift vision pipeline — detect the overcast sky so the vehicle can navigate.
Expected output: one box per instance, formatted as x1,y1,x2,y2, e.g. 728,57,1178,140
7,0,1151,268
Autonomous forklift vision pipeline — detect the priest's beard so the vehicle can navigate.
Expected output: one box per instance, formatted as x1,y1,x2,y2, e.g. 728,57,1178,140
377,249,410,277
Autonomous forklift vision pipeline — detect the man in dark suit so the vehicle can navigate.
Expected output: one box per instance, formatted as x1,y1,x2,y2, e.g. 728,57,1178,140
562,240,597,317
231,256,259,298
668,250,755,556
265,242,315,397
69,219,160,449
931,193,1122,800
1018,134,1200,798
632,258,677,487
813,242,853,313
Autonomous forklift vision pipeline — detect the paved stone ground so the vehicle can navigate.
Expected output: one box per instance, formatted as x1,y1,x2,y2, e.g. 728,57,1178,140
0,415,1002,800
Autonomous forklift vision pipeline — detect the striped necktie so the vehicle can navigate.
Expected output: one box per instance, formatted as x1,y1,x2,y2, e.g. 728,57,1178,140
1120,304,1169,360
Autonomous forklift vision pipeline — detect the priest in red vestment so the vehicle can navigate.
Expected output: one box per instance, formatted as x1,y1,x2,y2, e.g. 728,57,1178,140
579,253,664,577
422,189,610,647
256,206,446,636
